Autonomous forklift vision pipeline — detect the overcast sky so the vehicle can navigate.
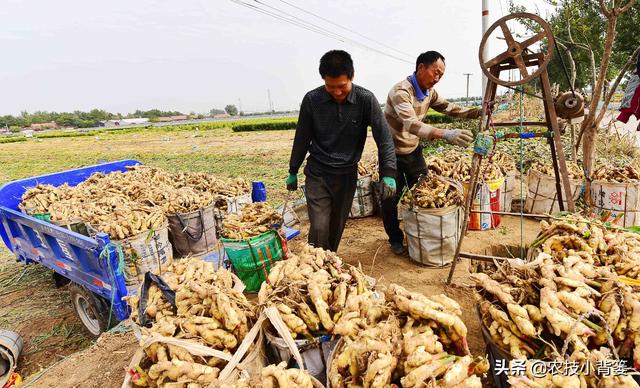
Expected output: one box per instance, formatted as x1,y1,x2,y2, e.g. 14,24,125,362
0,0,555,116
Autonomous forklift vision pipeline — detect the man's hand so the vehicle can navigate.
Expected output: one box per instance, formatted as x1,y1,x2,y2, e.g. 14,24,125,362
381,176,396,200
286,174,298,191
443,128,474,147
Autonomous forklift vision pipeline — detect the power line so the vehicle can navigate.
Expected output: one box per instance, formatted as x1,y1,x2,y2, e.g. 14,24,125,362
229,0,413,64
276,0,414,60
252,0,413,64
229,0,348,43
252,0,346,41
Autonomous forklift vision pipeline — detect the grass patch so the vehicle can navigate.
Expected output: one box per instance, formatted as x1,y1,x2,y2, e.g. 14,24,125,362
424,109,455,124
0,125,294,201
232,120,297,132
3,117,298,142
26,322,91,355
0,136,27,143
34,131,97,139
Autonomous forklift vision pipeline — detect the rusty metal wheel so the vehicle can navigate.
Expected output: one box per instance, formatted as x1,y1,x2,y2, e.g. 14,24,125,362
479,12,554,86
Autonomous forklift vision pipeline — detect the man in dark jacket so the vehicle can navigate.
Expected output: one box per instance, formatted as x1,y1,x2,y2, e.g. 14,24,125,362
286,50,397,252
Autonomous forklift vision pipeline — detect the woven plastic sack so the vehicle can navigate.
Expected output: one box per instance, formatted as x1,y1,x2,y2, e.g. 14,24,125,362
222,230,285,292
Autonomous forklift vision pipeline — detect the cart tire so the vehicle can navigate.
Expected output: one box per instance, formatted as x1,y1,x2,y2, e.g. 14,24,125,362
53,272,70,288
69,284,116,336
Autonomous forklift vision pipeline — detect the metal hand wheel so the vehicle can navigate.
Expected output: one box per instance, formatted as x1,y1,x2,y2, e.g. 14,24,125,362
479,12,555,86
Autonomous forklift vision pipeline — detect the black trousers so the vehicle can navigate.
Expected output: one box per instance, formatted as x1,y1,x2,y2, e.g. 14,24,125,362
381,145,428,245
304,165,357,252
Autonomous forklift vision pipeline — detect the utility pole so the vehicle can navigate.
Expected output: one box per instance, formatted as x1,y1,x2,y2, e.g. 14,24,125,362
482,0,489,100
238,98,242,113
463,73,473,106
267,89,274,113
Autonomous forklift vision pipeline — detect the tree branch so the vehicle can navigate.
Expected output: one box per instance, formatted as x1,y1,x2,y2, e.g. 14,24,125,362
564,18,577,88
581,17,617,134
598,0,612,17
571,32,597,93
596,44,640,124
617,0,637,14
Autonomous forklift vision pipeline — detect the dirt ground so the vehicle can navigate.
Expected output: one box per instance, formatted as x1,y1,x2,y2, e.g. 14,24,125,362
20,213,540,387
0,255,94,378
22,331,138,388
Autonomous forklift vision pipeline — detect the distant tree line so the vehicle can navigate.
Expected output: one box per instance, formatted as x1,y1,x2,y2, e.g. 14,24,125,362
447,96,482,103
0,104,300,131
0,108,191,130
219,104,298,117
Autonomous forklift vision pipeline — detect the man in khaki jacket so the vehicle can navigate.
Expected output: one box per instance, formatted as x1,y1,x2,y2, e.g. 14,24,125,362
382,51,481,255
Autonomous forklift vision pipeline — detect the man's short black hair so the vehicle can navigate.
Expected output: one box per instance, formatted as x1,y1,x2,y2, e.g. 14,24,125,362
416,51,445,72
319,50,354,79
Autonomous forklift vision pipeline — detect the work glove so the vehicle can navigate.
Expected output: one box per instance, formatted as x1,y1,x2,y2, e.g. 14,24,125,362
286,174,298,191
381,176,396,201
443,128,474,147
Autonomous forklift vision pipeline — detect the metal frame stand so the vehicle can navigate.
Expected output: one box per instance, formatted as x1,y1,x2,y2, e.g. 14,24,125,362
446,13,575,284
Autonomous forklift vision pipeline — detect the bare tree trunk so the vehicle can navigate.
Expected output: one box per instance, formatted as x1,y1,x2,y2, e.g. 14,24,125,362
586,42,598,95
564,22,577,88
582,0,637,209
571,42,597,154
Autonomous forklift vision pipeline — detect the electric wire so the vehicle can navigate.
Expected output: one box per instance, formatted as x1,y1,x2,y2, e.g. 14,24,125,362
229,0,413,64
253,0,413,64
229,0,348,42
276,0,414,60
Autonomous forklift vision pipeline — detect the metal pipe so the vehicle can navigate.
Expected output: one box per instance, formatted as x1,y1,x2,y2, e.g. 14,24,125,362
469,210,552,218
492,121,547,127
459,251,511,262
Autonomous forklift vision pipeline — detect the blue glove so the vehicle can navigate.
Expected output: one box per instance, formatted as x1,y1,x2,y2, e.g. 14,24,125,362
381,176,396,200
286,174,298,191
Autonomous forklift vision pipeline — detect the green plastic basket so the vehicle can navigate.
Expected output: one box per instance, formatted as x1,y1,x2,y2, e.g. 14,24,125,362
222,230,284,292
31,213,51,222
54,220,89,236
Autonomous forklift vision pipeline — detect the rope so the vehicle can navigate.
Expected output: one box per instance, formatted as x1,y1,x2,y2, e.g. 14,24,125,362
108,321,132,334
560,310,618,360
519,88,525,259
502,84,544,101
479,102,498,179
99,242,125,329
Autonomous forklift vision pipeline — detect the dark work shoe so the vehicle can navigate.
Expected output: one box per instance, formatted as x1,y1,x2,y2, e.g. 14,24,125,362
390,242,406,255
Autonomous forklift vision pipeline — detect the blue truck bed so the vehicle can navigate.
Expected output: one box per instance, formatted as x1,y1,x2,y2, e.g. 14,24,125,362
0,160,140,322
0,160,301,332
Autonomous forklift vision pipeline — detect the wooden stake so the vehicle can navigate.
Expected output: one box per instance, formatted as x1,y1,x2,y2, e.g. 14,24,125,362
540,68,575,212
